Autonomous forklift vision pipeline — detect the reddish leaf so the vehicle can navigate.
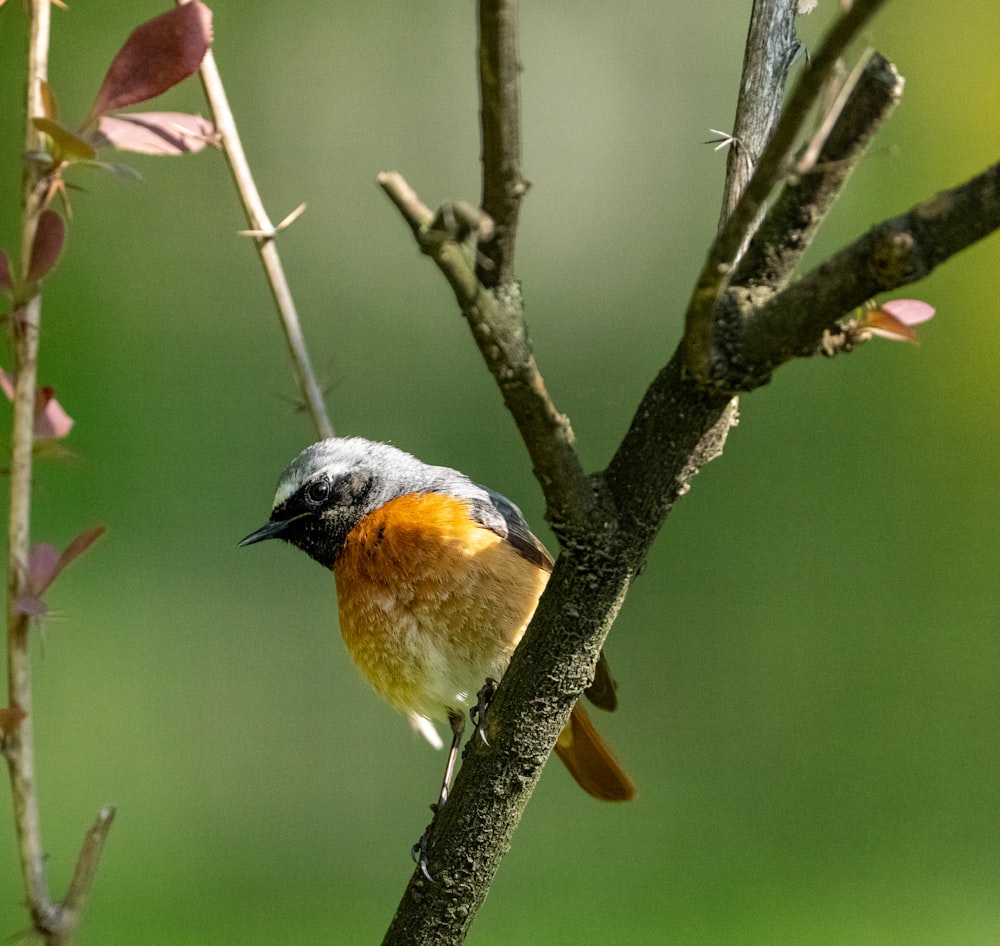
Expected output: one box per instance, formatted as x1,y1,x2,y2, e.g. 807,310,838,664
96,112,216,155
26,543,61,596
27,210,65,282
58,526,106,574
0,248,11,293
0,370,75,440
17,528,104,616
0,368,14,401
32,117,98,161
14,595,48,617
35,387,74,439
88,2,213,121
0,706,27,739
863,310,919,343
879,299,936,326
864,300,936,344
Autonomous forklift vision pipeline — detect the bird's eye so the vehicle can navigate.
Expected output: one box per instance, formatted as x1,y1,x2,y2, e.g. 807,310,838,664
303,478,331,507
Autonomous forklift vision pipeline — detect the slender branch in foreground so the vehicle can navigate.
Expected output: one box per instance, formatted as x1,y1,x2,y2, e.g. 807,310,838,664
178,0,333,440
5,4,115,943
6,0,57,934
684,0,887,378
49,808,117,946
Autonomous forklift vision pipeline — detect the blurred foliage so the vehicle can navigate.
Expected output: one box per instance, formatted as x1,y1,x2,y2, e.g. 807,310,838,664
1,1,998,943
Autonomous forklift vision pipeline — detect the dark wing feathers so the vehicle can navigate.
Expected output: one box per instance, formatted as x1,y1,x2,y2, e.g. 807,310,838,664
468,487,554,573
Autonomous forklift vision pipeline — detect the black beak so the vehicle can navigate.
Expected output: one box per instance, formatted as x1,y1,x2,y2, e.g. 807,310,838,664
238,518,292,548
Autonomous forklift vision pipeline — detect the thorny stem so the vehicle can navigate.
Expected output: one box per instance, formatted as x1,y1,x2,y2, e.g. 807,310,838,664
177,0,333,441
6,3,116,943
6,0,57,931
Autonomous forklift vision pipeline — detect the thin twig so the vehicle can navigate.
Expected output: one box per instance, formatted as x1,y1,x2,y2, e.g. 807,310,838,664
733,50,904,292
684,0,887,379
6,0,56,932
376,171,590,530
177,0,333,440
718,0,800,231
48,807,117,946
380,2,593,528
477,0,526,287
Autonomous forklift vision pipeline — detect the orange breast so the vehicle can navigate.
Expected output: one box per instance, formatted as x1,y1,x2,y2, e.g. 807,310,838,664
333,491,549,721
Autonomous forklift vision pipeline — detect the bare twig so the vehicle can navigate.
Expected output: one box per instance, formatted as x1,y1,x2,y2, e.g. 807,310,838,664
477,0,527,286
379,0,594,531
718,0,801,230
733,50,904,292
377,170,590,529
684,0,888,379
49,808,117,946
732,160,1000,380
177,0,333,440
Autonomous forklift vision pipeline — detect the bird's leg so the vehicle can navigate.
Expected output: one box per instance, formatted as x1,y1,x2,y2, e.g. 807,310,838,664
412,710,465,881
471,677,499,745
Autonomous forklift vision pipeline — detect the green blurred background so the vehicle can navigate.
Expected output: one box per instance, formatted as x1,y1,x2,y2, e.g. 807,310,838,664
1,1,998,943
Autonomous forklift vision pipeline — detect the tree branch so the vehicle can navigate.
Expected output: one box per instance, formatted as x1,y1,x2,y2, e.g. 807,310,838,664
728,160,1000,382
719,0,801,230
5,4,116,942
375,1,1000,943
477,0,526,287
684,0,888,379
734,50,905,291
6,0,57,933
376,172,592,531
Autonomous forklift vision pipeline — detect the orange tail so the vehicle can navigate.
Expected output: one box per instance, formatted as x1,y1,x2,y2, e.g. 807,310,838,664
554,702,635,801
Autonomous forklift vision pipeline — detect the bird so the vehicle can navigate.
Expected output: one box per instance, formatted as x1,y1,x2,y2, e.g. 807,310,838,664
239,436,634,813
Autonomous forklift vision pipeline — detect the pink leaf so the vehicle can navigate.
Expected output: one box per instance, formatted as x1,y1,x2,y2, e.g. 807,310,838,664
27,543,61,596
0,368,15,401
27,210,65,282
88,3,213,122
879,299,936,326
96,112,217,155
35,387,74,439
19,528,104,614
14,596,48,618
863,299,936,345
0,371,75,439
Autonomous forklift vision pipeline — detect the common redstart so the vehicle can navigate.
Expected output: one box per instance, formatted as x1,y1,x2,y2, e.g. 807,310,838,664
240,437,634,807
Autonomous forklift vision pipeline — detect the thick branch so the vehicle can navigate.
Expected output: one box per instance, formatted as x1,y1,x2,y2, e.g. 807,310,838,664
477,0,526,287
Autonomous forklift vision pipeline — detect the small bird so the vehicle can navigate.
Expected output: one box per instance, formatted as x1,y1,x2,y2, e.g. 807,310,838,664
240,437,634,808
